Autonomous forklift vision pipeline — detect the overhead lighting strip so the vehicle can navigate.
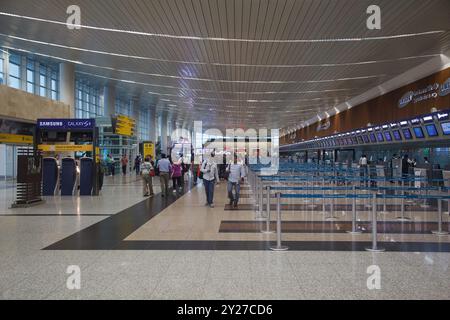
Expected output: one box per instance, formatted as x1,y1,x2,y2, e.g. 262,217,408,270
0,33,440,69
0,12,445,43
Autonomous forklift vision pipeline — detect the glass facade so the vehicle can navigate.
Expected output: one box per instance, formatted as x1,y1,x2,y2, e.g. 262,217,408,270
0,48,59,100
0,53,4,85
138,107,150,141
8,53,21,89
115,99,132,117
75,79,104,118
26,59,35,94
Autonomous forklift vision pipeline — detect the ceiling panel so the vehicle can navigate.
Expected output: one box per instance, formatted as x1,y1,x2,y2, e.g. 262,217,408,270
0,0,449,130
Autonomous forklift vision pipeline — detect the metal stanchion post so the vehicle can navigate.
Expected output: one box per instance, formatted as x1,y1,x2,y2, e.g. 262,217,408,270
262,186,275,234
347,187,362,234
326,193,338,221
270,192,289,251
322,178,326,215
365,194,385,252
432,199,449,235
396,189,410,221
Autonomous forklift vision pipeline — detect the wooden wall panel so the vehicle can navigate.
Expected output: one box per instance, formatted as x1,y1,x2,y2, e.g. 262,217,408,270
281,67,450,145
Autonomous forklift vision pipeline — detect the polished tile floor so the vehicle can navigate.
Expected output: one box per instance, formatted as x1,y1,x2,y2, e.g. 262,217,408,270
0,176,449,299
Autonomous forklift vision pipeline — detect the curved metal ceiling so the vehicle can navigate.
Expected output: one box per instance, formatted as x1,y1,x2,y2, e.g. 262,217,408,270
0,0,449,130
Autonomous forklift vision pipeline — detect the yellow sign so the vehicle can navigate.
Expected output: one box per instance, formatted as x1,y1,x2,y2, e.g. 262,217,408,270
0,133,33,144
95,147,100,163
117,115,135,125
38,144,93,152
143,142,155,159
115,114,136,137
116,127,134,136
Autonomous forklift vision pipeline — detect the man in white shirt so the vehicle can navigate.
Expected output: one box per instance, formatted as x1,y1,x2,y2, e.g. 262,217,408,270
226,154,246,208
359,154,368,186
201,151,220,208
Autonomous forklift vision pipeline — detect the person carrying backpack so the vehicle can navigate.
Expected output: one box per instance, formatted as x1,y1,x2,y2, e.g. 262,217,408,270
141,156,155,197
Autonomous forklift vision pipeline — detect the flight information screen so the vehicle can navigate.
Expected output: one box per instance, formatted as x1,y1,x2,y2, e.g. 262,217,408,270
441,122,450,135
392,130,402,141
413,127,424,138
402,128,412,140
425,124,438,137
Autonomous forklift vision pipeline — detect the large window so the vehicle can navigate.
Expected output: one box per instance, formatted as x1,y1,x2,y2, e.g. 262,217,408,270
8,53,21,89
39,64,47,97
26,59,35,94
0,53,4,85
1,48,59,100
75,79,104,118
51,70,58,100
138,107,150,141
115,99,132,117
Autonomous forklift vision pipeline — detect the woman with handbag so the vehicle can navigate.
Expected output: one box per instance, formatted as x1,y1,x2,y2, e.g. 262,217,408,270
141,156,155,197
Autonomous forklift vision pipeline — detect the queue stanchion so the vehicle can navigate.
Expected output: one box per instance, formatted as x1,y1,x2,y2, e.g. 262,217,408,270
325,193,338,221
270,192,288,251
347,186,362,234
432,198,449,235
380,188,388,214
322,178,326,216
262,186,275,234
396,189,410,221
365,193,385,252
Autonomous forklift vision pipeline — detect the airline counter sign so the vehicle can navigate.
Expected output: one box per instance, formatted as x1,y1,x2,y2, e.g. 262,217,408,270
398,78,450,108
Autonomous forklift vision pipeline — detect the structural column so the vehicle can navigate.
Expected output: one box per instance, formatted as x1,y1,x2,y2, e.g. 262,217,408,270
59,62,75,117
160,111,168,155
148,105,157,143
103,84,116,117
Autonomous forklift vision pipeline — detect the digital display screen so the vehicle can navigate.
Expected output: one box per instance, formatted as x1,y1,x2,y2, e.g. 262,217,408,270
402,128,412,140
384,132,392,141
440,122,450,135
362,135,369,143
392,130,402,141
425,124,438,137
413,127,424,138
376,132,384,142
369,133,376,142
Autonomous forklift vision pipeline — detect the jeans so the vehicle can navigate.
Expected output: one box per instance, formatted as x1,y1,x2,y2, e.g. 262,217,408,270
203,179,215,205
227,181,241,204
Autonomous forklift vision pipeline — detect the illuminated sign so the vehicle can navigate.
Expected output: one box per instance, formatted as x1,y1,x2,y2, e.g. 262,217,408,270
37,119,95,129
398,82,442,108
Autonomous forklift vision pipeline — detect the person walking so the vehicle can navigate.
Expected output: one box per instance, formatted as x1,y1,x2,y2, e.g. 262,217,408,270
171,159,183,193
106,154,115,176
140,156,154,197
358,154,368,186
157,153,172,197
201,151,220,208
226,154,246,209
134,155,141,175
121,154,128,175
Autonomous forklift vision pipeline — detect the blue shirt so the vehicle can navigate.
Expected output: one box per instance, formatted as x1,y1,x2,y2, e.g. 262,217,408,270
157,158,172,173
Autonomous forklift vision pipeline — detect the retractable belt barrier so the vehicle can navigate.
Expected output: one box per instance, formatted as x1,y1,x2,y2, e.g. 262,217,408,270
264,190,450,252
